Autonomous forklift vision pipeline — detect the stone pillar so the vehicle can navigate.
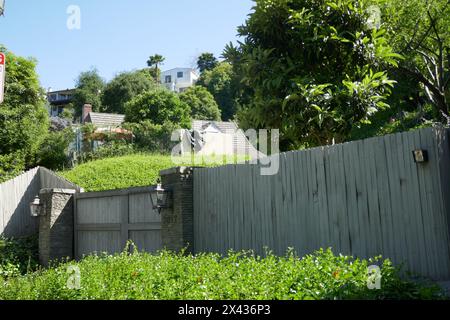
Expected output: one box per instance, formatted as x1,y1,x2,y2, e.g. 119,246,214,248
160,167,196,253
39,189,76,266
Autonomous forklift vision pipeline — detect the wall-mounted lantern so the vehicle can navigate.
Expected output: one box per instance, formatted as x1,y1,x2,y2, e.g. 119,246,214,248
30,196,44,217
150,184,171,214
413,149,429,163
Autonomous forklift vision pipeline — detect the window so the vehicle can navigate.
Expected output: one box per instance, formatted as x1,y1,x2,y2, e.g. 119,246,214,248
177,72,184,78
165,75,172,83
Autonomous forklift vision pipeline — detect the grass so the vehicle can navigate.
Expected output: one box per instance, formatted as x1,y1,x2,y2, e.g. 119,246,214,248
59,153,249,192
0,247,444,300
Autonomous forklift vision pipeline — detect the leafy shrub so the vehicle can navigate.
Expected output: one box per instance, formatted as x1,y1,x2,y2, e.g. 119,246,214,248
77,141,137,164
124,87,191,128
179,86,221,121
0,48,50,171
0,152,26,183
59,154,176,191
124,120,178,153
0,236,39,280
37,128,75,170
102,70,156,114
0,248,444,300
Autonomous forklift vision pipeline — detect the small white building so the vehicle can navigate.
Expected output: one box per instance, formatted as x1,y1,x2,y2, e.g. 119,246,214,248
160,68,199,93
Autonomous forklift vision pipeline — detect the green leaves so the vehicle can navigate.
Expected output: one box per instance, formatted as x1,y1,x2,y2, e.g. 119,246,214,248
124,87,191,128
0,48,49,175
0,248,443,300
197,62,237,121
102,70,156,114
230,0,400,149
60,154,176,192
179,86,221,121
72,69,106,117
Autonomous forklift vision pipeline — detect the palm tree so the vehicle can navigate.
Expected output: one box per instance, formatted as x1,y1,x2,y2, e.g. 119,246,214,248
147,54,165,82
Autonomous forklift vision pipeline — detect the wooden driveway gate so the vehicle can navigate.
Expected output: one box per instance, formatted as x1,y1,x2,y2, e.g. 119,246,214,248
74,186,162,259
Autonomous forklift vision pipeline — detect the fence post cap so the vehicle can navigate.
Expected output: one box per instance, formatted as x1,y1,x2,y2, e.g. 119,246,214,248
160,166,201,176
39,188,77,195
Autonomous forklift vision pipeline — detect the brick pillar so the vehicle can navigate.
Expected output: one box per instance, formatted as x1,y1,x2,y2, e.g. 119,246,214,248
39,189,76,266
159,167,195,253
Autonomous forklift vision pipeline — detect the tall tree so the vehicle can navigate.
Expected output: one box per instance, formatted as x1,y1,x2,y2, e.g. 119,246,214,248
225,0,400,150
197,52,219,73
102,70,156,114
124,87,191,128
380,0,450,120
147,54,165,82
197,62,237,121
179,86,221,121
0,47,49,180
72,69,105,118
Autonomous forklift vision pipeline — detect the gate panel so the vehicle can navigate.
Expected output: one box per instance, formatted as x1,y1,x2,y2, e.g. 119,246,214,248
75,186,161,259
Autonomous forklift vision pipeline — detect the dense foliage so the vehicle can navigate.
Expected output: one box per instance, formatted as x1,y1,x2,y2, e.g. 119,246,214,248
71,69,106,118
37,128,76,170
0,47,49,182
147,54,165,82
0,236,38,279
0,248,444,300
124,121,179,153
60,153,249,192
224,0,401,150
102,70,156,114
179,86,221,121
197,62,237,121
60,154,176,191
197,52,219,73
380,0,450,121
124,87,191,128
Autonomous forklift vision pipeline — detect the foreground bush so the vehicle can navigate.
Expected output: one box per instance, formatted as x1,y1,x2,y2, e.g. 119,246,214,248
0,248,444,300
0,236,38,279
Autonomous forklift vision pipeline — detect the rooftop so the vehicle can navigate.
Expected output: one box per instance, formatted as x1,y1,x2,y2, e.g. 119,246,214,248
85,112,126,128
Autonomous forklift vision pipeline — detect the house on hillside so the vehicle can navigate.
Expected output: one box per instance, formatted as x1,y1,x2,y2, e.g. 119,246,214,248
46,88,76,117
70,104,131,156
161,68,199,93
177,120,264,160
82,104,126,128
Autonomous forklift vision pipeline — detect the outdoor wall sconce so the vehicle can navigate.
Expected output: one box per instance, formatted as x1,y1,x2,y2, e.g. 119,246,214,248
412,149,429,163
30,196,44,217
150,184,171,214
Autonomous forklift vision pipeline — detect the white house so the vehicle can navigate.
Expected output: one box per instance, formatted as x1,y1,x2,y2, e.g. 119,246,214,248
160,68,199,93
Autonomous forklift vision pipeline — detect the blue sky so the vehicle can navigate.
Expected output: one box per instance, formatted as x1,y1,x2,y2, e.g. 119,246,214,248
0,0,253,90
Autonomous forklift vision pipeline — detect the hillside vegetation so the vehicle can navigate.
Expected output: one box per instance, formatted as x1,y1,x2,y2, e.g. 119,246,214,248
60,153,248,192
60,154,175,192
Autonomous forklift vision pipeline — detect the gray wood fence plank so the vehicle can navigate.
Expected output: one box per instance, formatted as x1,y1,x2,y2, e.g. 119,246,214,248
191,128,450,280
421,128,449,278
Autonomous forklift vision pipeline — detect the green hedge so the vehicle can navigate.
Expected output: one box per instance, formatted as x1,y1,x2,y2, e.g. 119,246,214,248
60,154,175,192
60,154,249,192
0,248,444,300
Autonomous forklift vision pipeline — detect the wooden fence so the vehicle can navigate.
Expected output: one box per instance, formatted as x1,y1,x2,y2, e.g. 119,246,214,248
0,167,81,238
0,168,40,238
39,167,83,192
74,186,162,259
193,127,450,280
